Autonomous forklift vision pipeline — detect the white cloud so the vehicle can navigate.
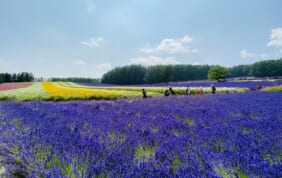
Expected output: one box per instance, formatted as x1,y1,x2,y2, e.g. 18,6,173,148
267,28,282,47
140,44,155,53
72,60,86,65
96,63,112,71
76,63,112,78
130,56,181,66
140,35,198,54
240,49,267,59
80,37,104,48
240,49,252,58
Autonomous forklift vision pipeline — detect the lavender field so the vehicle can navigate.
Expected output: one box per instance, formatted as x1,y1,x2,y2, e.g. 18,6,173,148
79,80,282,89
0,91,282,177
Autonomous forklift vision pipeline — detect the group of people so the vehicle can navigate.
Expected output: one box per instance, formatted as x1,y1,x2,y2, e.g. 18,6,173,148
142,85,216,98
186,85,216,95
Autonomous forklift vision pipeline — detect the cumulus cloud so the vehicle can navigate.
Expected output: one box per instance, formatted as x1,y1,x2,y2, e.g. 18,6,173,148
72,60,86,65
80,37,104,48
130,56,181,66
140,35,198,54
240,49,267,59
267,28,282,48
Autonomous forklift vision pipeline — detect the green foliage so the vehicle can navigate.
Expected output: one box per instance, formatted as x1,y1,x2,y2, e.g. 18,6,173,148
229,64,251,77
237,169,249,178
134,145,156,161
229,58,282,78
214,163,236,178
51,77,100,83
0,72,34,83
101,64,146,84
0,82,50,101
185,118,194,126
102,64,213,84
263,85,282,92
208,66,229,81
144,65,171,83
63,164,75,178
101,58,282,84
249,58,282,77
171,157,182,174
213,162,249,178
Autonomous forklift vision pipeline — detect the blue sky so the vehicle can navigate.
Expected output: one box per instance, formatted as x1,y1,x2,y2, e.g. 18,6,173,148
1,0,282,78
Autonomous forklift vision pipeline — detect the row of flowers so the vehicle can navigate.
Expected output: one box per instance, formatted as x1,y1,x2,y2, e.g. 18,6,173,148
0,81,273,101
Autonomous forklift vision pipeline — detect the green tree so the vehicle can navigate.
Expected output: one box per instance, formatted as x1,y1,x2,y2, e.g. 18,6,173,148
101,64,146,84
208,66,229,82
0,75,3,83
229,64,251,78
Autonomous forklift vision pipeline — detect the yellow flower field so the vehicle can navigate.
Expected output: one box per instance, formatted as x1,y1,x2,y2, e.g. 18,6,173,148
43,82,116,100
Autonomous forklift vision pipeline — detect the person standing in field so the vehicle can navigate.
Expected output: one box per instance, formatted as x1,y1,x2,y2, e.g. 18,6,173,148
186,85,191,95
211,85,216,94
256,84,262,90
199,87,204,95
165,87,175,96
142,88,147,98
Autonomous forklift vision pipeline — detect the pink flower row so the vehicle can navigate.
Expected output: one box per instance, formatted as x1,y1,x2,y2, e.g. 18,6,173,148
0,82,33,91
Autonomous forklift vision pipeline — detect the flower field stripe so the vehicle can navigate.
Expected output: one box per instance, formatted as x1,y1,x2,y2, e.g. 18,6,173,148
0,81,259,101
263,85,282,92
74,82,247,95
53,82,147,98
42,82,124,100
0,82,33,91
0,82,50,101
0,92,281,177
62,82,164,96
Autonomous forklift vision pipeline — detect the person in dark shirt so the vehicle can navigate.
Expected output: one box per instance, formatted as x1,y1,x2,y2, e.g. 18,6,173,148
142,88,147,98
164,87,175,96
211,85,216,94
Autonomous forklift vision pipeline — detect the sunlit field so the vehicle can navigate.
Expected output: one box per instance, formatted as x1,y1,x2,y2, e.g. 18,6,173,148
0,81,281,177
1,0,282,177
0,81,251,101
0,91,281,177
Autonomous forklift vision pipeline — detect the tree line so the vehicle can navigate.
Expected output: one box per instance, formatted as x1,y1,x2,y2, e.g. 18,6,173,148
229,58,282,78
51,77,100,83
1,58,281,84
101,58,282,84
0,72,34,83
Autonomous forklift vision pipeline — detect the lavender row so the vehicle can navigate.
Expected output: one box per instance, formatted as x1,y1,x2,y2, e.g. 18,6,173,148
0,92,281,177
78,80,282,89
